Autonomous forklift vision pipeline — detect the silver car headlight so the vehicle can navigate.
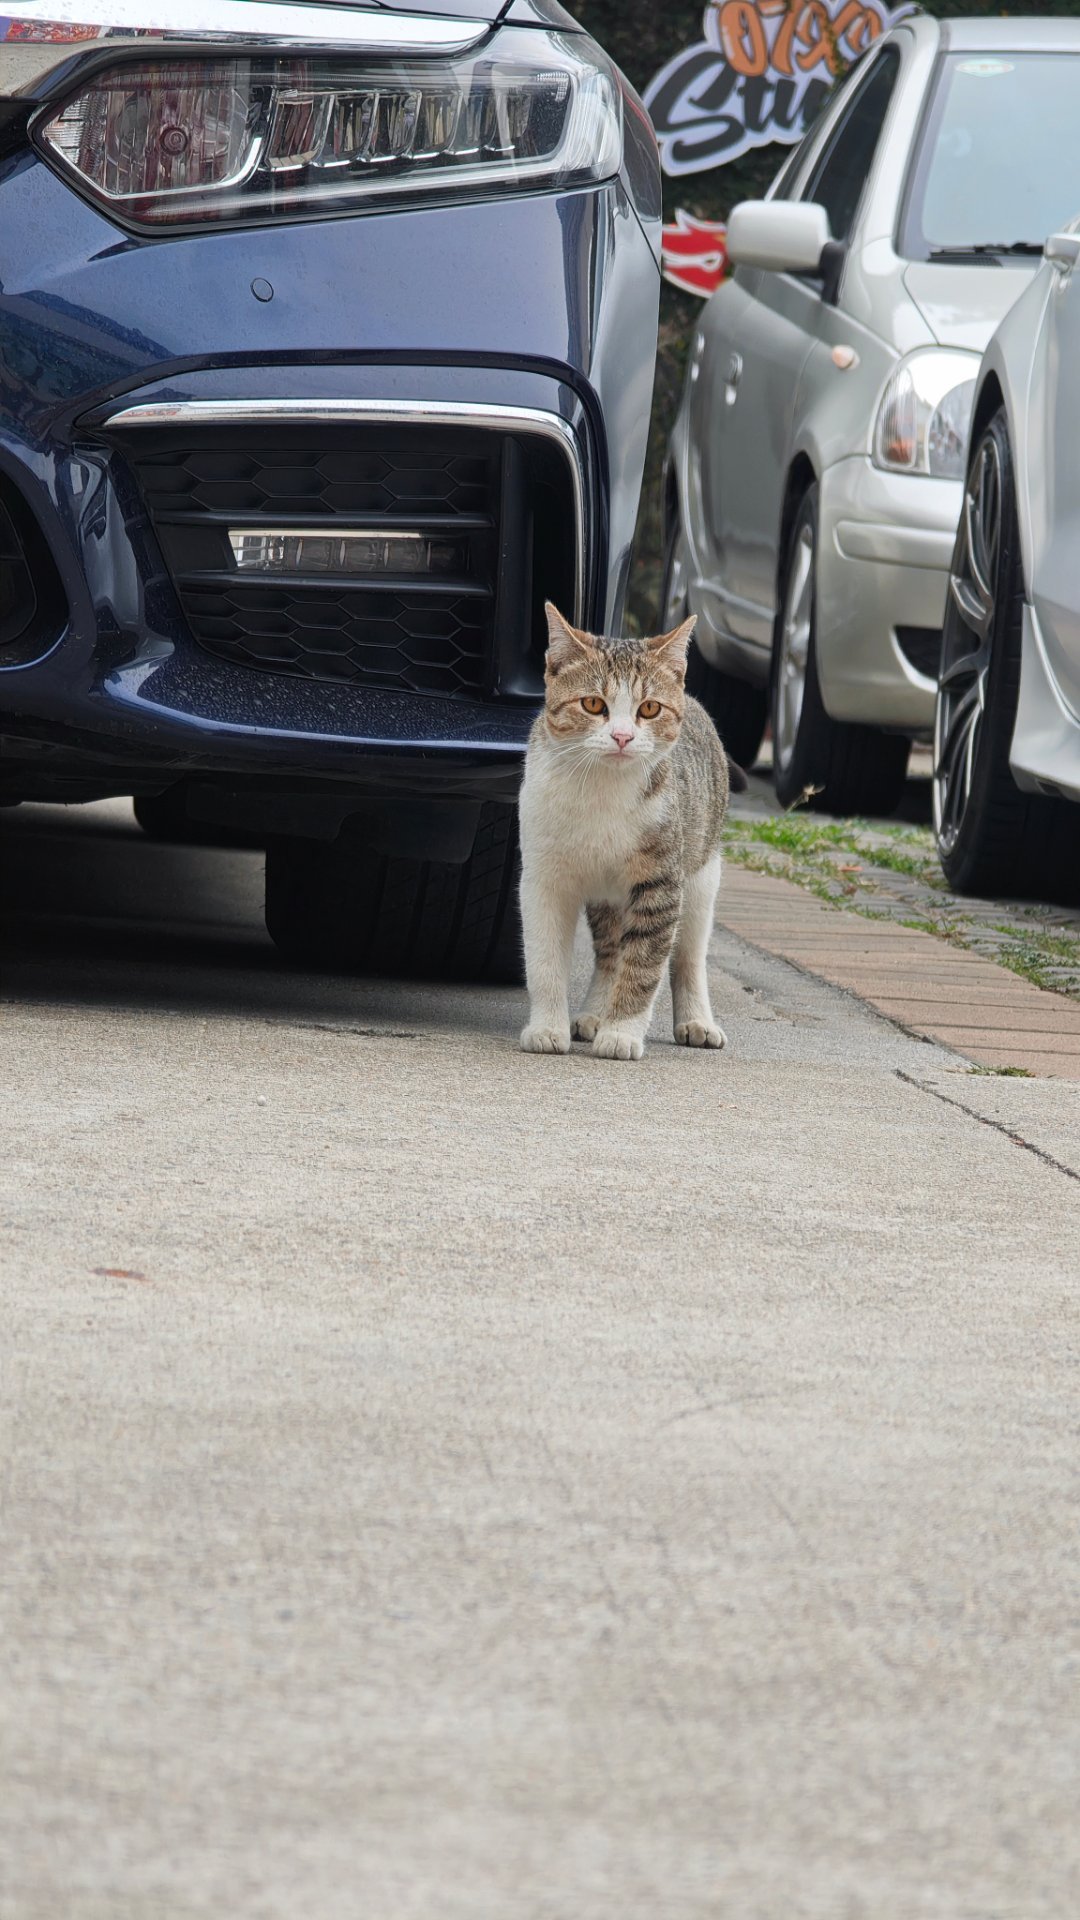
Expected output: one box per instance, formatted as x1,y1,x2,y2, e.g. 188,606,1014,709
872,350,981,481
33,29,622,231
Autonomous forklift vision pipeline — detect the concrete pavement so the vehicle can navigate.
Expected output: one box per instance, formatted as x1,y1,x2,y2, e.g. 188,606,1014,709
3,801,1080,1918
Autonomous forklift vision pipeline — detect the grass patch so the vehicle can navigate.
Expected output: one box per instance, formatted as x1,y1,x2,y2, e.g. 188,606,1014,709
724,842,851,908
976,921,1080,995
726,813,940,882
725,815,1080,1002
966,1064,1035,1078
898,915,971,947
725,816,944,914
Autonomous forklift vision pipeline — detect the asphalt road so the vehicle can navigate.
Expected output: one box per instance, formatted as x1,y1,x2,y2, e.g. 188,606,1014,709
4,800,1080,1919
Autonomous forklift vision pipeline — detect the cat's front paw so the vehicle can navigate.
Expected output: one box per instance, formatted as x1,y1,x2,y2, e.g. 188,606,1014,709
592,1026,645,1062
521,1023,571,1055
571,1013,601,1043
674,1020,727,1051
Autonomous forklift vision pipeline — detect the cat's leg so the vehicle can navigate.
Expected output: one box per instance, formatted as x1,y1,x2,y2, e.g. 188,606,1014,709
591,875,682,1061
572,902,621,1042
670,853,726,1050
519,866,580,1055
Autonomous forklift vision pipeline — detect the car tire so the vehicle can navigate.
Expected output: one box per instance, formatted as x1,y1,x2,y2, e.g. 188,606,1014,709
661,518,767,770
772,483,909,816
933,409,1078,900
264,799,524,983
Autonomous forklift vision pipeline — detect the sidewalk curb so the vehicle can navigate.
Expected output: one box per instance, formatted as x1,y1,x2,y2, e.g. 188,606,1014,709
716,867,1080,1080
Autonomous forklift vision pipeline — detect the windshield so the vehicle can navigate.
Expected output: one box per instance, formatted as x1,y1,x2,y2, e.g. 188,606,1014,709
902,53,1080,258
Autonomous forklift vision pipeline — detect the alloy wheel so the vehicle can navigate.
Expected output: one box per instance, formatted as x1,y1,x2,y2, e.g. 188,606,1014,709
933,433,1001,855
775,521,814,773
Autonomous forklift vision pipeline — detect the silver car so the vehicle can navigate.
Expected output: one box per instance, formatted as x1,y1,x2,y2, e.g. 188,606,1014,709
664,15,1080,814
933,224,1080,900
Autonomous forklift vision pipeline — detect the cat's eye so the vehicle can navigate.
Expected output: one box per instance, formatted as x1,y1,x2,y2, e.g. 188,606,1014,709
638,699,662,720
581,695,607,716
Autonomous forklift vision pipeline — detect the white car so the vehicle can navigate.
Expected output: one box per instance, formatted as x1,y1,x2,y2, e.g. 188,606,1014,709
933,226,1080,900
665,14,1080,814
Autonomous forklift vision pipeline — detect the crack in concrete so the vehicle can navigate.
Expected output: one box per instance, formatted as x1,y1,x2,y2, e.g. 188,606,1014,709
895,1069,1080,1186
265,1019,422,1041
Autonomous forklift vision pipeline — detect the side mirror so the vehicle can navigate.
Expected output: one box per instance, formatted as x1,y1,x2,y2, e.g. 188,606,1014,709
1045,231,1080,271
726,199,832,275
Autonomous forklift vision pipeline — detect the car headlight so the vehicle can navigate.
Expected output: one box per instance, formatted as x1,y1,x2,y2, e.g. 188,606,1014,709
33,29,622,231
872,351,980,481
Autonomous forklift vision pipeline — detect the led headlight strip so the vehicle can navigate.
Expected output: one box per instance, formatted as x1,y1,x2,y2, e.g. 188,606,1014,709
32,27,622,230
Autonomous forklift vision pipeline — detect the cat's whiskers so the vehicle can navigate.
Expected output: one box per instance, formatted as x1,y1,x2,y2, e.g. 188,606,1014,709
573,749,603,808
545,739,600,784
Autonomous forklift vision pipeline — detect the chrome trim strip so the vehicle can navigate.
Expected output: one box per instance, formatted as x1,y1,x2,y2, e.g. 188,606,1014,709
105,398,588,621
230,527,434,545
0,3,487,97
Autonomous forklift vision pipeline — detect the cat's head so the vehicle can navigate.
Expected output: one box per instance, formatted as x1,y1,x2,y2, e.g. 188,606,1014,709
541,602,695,766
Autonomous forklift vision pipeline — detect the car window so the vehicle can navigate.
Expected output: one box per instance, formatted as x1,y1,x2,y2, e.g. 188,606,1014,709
767,55,866,203
901,53,1080,255
767,129,817,201
802,47,901,243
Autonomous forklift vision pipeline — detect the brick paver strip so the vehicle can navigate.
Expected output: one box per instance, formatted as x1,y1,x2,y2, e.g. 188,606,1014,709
921,1026,1080,1052
871,1001,1080,1032
717,866,1080,1079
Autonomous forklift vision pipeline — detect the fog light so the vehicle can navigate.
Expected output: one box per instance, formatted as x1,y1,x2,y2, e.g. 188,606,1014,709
228,528,464,574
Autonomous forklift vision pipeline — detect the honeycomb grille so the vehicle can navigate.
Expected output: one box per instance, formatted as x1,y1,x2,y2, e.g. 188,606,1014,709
137,445,492,520
126,428,502,699
181,582,488,695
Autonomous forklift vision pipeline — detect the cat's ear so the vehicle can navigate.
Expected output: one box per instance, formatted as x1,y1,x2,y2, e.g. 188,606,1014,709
545,601,593,674
647,615,696,677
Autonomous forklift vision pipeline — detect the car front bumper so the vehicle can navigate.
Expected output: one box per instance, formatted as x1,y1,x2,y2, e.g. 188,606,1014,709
0,157,659,806
815,458,961,735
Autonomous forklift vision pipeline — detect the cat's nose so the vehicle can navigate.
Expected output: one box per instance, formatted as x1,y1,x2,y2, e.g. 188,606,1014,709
611,727,635,751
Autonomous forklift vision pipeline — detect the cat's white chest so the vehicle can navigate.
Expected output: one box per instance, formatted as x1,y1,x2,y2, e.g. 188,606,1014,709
521,753,653,899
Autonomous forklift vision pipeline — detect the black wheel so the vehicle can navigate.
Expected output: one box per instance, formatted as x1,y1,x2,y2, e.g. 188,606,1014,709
264,800,523,983
661,517,767,769
933,409,1077,899
772,483,909,815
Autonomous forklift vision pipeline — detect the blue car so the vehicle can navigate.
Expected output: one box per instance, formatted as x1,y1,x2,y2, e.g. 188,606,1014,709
0,0,660,978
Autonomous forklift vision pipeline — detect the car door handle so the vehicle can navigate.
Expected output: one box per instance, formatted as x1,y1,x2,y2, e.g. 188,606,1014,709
724,352,742,406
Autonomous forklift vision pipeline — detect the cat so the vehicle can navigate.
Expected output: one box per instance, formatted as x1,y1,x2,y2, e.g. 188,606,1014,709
518,601,737,1062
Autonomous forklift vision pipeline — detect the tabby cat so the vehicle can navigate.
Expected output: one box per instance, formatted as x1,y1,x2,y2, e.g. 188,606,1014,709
518,602,737,1061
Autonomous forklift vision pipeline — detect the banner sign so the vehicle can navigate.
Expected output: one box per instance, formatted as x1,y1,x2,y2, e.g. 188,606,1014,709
645,0,909,178
648,0,910,296
660,212,730,298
